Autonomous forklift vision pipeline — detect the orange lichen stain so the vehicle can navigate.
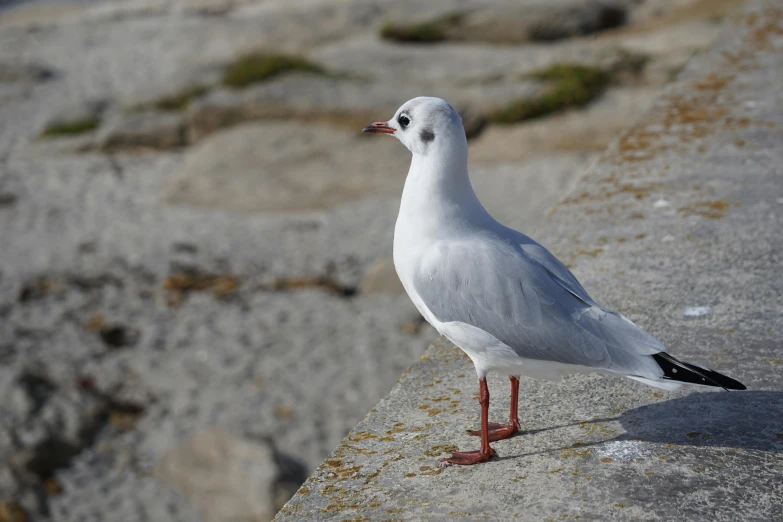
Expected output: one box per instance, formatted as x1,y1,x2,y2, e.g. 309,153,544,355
748,7,783,47
321,502,360,513
273,404,295,419
427,396,451,402
630,213,645,219
692,73,731,91
658,456,668,461
574,248,604,258
347,431,379,442
427,409,444,417
634,233,646,240
560,448,593,459
163,272,239,306
424,444,458,457
600,457,613,463
325,459,343,467
452,348,469,359
678,199,730,219
419,465,443,476
342,444,377,457
83,312,105,332
384,422,405,435
716,328,736,334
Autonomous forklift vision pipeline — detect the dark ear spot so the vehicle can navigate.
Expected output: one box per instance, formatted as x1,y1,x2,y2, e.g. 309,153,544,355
419,128,435,143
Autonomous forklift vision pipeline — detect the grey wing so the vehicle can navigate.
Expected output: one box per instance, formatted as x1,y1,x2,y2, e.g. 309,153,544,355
414,238,666,375
501,225,594,303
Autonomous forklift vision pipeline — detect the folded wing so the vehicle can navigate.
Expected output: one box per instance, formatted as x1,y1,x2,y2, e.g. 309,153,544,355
413,237,666,378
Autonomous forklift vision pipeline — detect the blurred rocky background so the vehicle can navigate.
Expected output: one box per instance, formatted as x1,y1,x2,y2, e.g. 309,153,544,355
0,0,742,520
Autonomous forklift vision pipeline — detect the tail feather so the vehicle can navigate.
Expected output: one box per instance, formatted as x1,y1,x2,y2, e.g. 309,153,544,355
652,353,746,391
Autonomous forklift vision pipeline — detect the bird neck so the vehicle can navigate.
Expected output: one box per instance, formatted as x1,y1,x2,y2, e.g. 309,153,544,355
398,144,493,236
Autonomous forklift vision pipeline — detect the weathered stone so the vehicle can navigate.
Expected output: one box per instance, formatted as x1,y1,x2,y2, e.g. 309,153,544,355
186,75,418,142
186,77,498,143
359,258,404,295
152,430,279,522
452,1,629,43
276,3,783,519
40,100,107,138
0,0,746,521
164,121,409,212
96,111,186,151
0,62,55,84
469,87,661,163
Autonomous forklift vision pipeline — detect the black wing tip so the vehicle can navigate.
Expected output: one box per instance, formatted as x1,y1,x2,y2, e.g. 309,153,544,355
652,353,747,391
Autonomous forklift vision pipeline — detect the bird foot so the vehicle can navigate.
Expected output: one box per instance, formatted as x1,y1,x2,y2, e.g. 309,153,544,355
440,447,495,465
467,422,520,442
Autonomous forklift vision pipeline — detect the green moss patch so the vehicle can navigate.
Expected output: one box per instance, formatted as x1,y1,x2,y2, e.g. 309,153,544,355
150,85,210,111
128,85,211,113
380,13,463,43
489,64,611,124
380,21,446,43
40,117,100,137
222,53,325,89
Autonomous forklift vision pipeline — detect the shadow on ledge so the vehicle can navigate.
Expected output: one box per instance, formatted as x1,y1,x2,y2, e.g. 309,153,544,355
613,390,783,453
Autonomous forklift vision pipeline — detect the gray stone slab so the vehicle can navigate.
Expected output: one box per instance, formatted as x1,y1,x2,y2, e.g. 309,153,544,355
275,2,783,520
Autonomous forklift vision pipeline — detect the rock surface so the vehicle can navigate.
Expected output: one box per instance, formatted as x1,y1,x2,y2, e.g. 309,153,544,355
0,0,743,520
276,3,783,519
358,258,404,296
152,430,280,522
165,121,409,212
97,111,187,151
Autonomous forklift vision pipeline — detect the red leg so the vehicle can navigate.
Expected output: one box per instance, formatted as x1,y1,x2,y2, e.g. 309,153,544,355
467,375,521,442
442,378,495,465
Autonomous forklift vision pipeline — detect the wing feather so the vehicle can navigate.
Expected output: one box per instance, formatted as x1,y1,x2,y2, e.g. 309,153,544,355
414,236,665,376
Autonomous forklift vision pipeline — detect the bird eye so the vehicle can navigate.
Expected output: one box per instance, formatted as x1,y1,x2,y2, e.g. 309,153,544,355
398,115,410,129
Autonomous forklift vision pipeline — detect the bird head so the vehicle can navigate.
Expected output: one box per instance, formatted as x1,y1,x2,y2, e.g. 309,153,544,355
362,97,466,156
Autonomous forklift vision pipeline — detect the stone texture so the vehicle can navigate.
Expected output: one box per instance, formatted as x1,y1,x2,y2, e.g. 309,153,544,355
164,121,409,212
97,111,186,151
185,73,530,144
443,0,630,44
0,0,745,520
276,3,783,520
152,430,279,522
0,62,56,84
358,258,404,296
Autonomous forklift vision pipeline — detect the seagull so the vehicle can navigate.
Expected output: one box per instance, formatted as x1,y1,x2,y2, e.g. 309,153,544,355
363,97,746,465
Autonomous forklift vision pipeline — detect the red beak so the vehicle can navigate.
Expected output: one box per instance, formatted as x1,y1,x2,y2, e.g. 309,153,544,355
362,121,395,134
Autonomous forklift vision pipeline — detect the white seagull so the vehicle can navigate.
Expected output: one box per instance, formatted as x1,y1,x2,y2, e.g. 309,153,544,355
362,97,745,465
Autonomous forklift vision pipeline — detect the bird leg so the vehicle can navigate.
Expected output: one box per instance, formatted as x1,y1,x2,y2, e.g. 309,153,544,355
467,375,521,442
442,377,495,465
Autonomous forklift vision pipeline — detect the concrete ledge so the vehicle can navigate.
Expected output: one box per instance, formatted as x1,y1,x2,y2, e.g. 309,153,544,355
275,1,783,520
